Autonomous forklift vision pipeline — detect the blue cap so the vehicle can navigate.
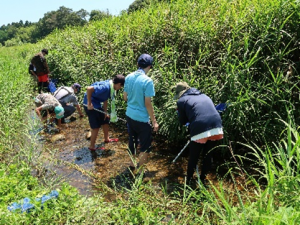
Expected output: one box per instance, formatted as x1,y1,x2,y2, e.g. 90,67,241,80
72,83,81,93
137,54,153,68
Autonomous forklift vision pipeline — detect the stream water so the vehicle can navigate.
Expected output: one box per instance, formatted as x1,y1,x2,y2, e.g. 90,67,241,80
29,111,242,199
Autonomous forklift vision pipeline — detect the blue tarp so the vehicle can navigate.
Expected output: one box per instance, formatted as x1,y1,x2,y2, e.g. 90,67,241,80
7,190,59,213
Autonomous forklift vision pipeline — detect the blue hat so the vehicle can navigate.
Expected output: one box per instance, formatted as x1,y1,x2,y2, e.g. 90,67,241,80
137,54,153,68
72,83,81,93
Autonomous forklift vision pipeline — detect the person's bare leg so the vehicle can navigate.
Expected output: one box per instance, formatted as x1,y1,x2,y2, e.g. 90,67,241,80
89,128,100,149
102,124,109,142
138,152,149,169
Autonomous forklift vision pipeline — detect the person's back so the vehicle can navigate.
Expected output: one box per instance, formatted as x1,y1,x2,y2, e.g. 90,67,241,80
31,52,49,74
83,80,111,109
54,86,74,102
177,88,222,136
125,70,154,122
31,49,50,93
123,53,159,172
35,93,60,110
54,84,83,122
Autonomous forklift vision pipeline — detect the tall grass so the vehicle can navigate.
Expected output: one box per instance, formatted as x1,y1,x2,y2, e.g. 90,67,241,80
1,0,300,223
39,0,300,147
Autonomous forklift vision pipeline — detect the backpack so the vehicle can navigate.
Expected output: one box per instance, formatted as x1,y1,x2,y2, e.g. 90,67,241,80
31,53,47,74
53,86,73,100
28,63,34,75
48,81,57,93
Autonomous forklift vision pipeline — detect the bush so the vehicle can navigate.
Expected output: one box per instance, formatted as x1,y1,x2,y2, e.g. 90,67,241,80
40,0,300,148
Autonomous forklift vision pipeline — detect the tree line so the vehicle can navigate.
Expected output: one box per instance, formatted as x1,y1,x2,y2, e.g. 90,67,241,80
0,6,113,46
0,0,172,47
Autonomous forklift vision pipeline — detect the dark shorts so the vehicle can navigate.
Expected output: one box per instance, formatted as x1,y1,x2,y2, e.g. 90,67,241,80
84,106,110,129
126,116,152,153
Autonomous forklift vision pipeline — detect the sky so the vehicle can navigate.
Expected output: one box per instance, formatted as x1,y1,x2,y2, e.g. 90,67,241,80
0,0,135,26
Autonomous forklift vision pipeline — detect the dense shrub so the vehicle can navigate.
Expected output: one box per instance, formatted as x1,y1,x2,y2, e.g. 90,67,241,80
40,0,300,148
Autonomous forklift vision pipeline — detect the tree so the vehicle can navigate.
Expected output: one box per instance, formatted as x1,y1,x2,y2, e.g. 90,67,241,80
0,29,8,45
76,9,89,21
37,6,88,37
128,0,151,13
89,9,111,21
127,0,171,13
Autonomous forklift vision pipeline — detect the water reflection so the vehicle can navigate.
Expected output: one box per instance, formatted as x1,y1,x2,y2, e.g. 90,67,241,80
29,111,231,198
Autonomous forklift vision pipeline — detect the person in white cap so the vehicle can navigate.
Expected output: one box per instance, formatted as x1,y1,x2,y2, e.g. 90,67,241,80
53,83,84,123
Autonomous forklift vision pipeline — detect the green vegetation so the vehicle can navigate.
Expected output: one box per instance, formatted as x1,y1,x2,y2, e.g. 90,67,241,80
0,7,109,46
43,0,300,146
1,0,300,223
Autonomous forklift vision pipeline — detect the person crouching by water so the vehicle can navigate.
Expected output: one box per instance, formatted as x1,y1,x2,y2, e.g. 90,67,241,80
53,83,84,123
174,82,223,185
34,93,64,127
83,75,125,151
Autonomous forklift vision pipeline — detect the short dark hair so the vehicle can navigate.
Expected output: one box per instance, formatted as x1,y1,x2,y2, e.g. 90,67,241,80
42,49,48,54
113,74,125,86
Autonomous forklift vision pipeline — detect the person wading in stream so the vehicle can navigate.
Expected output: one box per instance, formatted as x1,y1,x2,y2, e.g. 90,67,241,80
174,82,223,186
83,75,125,151
31,49,50,94
53,83,84,123
34,93,64,127
123,53,159,173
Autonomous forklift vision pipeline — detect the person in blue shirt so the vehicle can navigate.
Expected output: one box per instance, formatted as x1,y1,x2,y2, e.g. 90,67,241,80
83,75,125,151
123,54,159,172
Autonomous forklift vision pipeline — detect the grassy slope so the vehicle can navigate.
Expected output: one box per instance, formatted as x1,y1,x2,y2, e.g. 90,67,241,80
42,0,300,147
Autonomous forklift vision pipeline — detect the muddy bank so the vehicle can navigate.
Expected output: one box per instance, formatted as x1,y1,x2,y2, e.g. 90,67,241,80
30,112,246,198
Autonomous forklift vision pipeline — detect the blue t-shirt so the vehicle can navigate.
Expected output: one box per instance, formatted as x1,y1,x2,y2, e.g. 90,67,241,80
124,69,155,122
83,80,111,109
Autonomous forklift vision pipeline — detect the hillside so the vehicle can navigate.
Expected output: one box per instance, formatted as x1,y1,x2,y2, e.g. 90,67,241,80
40,0,300,146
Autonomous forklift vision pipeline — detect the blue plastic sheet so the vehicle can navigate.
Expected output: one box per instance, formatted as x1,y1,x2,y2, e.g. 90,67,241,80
215,103,227,113
7,190,59,213
48,80,57,93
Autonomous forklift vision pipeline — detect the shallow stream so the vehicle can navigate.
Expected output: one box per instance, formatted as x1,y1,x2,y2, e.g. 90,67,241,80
28,111,239,199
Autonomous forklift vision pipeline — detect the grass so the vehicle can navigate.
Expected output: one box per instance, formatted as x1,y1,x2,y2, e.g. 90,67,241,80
38,0,300,147
1,45,300,224
1,0,300,223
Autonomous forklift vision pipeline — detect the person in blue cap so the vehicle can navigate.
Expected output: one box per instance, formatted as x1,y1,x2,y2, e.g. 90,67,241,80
83,75,125,151
53,83,84,123
123,53,159,172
